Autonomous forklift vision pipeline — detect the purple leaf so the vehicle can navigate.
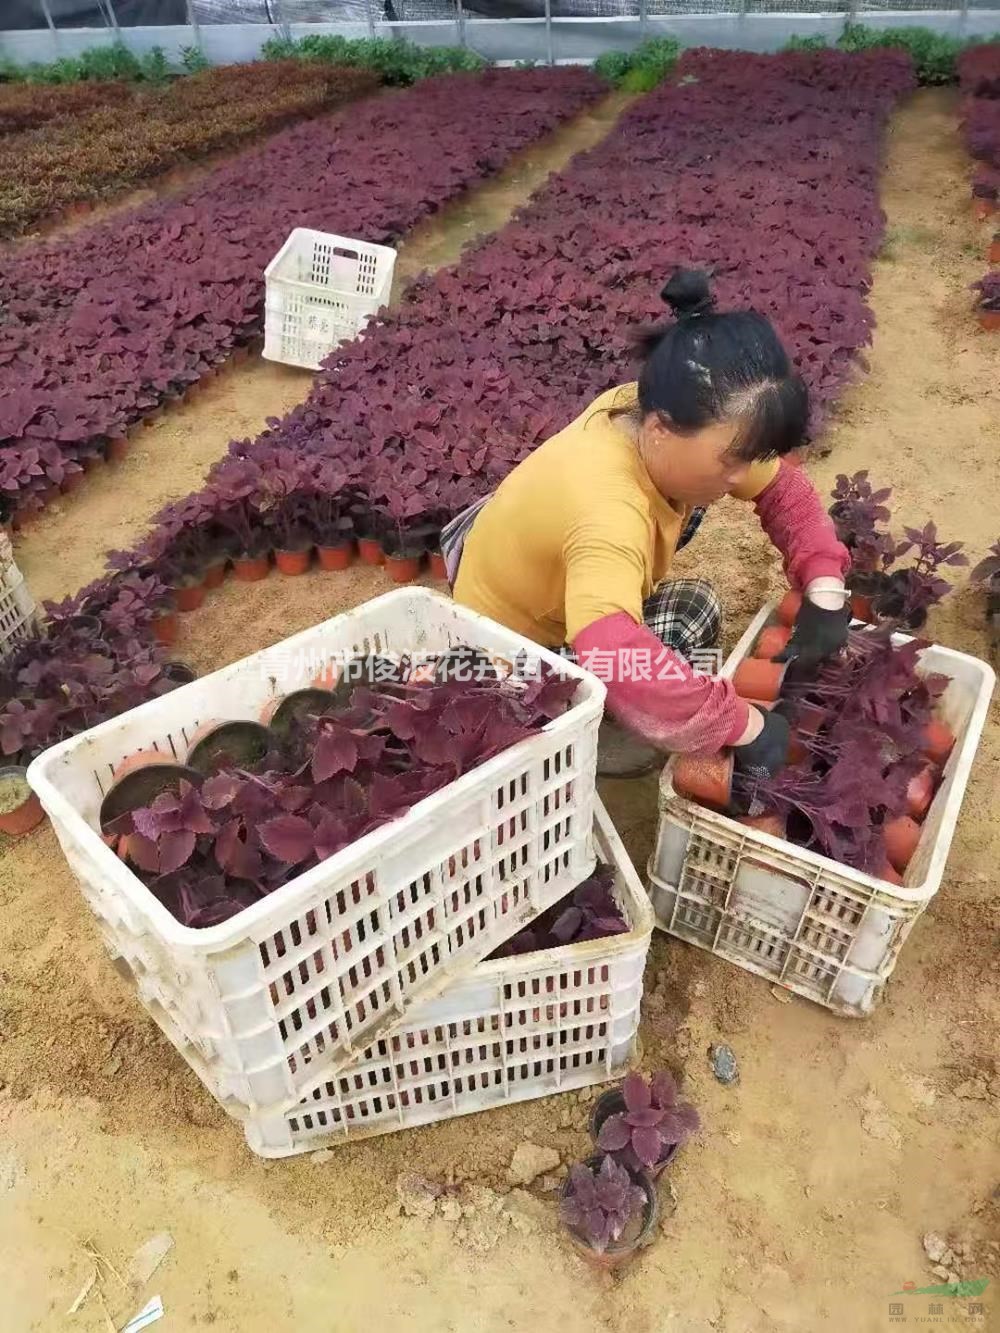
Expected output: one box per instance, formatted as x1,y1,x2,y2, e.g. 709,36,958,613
259,814,316,865
626,1106,666,1129
158,828,197,875
312,729,359,783
658,1103,701,1143
596,1113,631,1152
650,1070,678,1109
550,905,584,943
201,773,240,810
622,1071,651,1114
630,1124,664,1167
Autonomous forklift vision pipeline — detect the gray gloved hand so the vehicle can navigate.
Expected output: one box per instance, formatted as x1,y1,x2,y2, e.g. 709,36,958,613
732,709,791,781
774,598,850,669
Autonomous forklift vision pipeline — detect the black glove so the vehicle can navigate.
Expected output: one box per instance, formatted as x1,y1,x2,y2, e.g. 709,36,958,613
774,598,850,669
732,709,791,781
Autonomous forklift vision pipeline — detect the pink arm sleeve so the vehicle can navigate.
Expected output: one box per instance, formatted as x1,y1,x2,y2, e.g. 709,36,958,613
753,460,850,589
573,612,751,754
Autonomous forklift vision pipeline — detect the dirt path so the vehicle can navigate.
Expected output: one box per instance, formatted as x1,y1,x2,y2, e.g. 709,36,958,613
12,92,630,610
1,90,999,1333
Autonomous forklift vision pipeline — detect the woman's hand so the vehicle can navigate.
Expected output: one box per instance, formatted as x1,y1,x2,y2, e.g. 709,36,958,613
731,708,791,780
775,584,850,669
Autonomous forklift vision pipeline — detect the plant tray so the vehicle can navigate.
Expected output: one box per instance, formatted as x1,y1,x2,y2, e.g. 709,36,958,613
245,797,652,1157
263,228,396,371
648,601,995,1018
28,588,604,1115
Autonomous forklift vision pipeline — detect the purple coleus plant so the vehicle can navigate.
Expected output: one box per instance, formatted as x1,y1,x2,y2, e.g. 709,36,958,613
560,1155,647,1253
597,1071,701,1169
875,522,968,629
828,470,897,581
970,540,1000,588
490,864,628,959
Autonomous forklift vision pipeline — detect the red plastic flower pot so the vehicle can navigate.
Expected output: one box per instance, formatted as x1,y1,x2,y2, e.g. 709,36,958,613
672,751,734,811
979,309,1000,332
921,718,955,765
186,720,271,775
879,861,904,886
111,748,175,783
732,659,787,703
385,554,422,584
906,765,936,821
357,538,384,566
174,581,207,613
793,701,828,736
275,548,312,576
787,736,809,766
429,551,448,580
737,811,788,839
202,561,228,590
850,593,874,623
99,762,203,835
884,815,921,874
152,612,179,646
311,663,340,691
60,469,85,495
776,590,802,627
317,543,354,571
754,625,792,660
989,236,1000,265
233,554,270,582
974,199,996,222
0,767,45,838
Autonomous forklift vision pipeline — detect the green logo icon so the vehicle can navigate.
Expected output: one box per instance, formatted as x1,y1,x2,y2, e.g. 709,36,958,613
890,1278,990,1298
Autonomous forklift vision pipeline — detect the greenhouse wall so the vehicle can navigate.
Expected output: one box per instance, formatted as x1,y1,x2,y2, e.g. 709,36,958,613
2,3,999,66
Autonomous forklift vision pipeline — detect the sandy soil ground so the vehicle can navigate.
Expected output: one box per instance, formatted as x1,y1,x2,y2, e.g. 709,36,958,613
1,89,998,1333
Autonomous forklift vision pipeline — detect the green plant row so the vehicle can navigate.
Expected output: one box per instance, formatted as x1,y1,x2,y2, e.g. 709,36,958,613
0,41,209,86
593,38,680,91
260,34,486,85
784,25,1000,85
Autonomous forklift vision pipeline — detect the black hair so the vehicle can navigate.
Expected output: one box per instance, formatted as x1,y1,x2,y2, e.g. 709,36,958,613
631,268,808,462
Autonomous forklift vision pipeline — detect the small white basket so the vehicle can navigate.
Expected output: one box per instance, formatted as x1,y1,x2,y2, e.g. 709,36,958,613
28,589,604,1115
246,797,653,1158
648,602,995,1018
0,563,37,657
263,228,396,370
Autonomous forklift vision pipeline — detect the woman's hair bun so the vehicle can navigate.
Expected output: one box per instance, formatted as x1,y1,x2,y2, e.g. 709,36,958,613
661,268,715,320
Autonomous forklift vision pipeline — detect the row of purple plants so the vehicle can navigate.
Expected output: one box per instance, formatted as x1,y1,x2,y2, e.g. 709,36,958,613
131,47,913,564
1,49,915,767
0,67,602,518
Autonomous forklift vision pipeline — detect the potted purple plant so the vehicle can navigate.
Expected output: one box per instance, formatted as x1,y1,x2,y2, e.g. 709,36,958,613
874,522,967,630
592,1071,700,1179
303,459,358,571
559,1154,657,1270
207,460,272,581
828,471,896,621
970,539,1000,633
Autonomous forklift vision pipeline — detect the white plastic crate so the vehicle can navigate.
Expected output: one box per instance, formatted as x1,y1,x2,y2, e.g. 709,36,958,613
245,797,653,1157
0,563,36,657
263,228,396,370
28,588,604,1115
648,601,995,1018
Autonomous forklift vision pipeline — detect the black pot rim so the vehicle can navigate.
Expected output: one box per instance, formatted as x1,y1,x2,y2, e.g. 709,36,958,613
99,762,203,831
